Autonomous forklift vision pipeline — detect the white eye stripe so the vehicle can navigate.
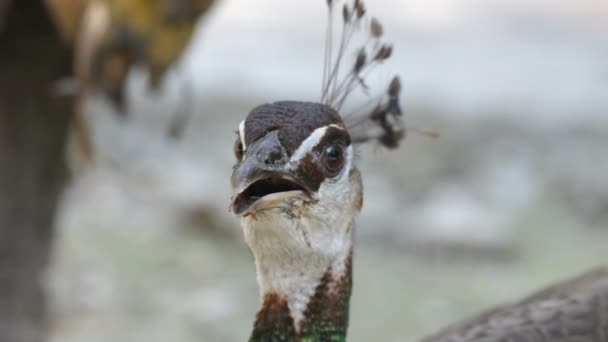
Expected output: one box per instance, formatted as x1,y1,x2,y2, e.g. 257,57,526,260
238,120,247,151
289,124,346,164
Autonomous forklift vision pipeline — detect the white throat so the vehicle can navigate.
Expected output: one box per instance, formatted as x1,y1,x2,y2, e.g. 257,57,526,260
242,204,355,328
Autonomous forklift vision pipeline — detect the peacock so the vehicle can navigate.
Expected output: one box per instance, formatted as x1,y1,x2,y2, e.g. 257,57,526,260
228,1,608,341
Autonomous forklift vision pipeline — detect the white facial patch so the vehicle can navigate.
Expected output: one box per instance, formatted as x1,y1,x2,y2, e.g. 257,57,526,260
289,124,344,164
238,120,247,152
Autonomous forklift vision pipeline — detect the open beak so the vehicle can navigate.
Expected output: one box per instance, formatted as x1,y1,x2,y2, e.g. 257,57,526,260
230,132,314,216
231,172,313,216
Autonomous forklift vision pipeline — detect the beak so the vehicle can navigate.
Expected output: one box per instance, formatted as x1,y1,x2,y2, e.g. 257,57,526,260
230,131,314,216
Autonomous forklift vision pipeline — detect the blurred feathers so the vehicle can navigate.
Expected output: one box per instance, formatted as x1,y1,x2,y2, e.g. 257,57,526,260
45,0,215,164
423,266,608,342
48,0,214,109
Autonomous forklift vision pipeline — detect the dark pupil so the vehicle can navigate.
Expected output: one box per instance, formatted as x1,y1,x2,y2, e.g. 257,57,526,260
325,145,344,172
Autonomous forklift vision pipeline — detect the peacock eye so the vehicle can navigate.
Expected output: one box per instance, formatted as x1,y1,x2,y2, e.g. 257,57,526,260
322,144,345,176
234,137,244,160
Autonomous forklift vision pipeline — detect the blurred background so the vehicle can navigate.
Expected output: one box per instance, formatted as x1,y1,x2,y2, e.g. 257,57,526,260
1,0,607,342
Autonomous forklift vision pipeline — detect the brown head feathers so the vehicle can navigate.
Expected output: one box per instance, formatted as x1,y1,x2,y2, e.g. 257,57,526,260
244,101,344,155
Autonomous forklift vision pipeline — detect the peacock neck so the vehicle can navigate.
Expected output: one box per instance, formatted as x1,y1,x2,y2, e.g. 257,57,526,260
249,249,353,342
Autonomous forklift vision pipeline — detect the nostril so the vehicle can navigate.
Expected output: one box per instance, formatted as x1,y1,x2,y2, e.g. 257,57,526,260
264,149,283,165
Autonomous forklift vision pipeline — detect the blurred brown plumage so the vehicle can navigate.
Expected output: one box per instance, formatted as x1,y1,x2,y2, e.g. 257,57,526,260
423,267,608,342
45,0,215,165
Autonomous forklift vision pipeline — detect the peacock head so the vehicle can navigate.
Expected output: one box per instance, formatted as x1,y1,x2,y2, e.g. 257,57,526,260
230,101,363,259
